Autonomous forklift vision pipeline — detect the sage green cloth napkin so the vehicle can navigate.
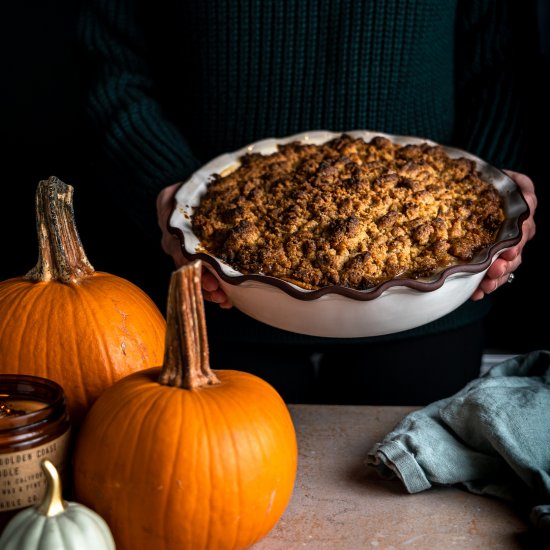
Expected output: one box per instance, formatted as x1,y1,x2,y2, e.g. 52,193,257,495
366,350,550,529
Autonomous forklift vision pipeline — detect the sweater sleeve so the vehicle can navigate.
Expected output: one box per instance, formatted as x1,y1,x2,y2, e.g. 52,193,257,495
78,0,202,197
453,0,537,172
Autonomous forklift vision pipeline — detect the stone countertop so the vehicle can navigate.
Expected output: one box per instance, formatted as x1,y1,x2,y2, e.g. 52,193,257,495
253,404,533,550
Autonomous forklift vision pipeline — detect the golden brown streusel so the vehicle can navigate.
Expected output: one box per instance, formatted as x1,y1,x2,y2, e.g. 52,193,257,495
191,134,505,290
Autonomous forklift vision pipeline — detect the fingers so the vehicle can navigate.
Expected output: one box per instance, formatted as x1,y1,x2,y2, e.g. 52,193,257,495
157,184,232,308
514,213,537,246
201,270,233,309
156,182,182,231
503,169,536,203
203,290,233,309
471,170,537,302
161,232,187,266
503,170,537,242
470,256,520,301
157,183,188,265
485,255,522,280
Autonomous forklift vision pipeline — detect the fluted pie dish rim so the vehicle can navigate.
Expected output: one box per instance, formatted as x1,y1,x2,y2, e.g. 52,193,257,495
168,130,529,337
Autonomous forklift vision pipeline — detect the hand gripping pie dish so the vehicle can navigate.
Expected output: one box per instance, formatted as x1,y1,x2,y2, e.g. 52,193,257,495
168,130,529,338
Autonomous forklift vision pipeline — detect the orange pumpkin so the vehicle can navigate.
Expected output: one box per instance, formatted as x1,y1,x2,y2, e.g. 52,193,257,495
73,261,298,550
0,177,166,426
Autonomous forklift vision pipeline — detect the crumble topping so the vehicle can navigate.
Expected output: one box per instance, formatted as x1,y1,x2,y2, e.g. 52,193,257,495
192,134,504,290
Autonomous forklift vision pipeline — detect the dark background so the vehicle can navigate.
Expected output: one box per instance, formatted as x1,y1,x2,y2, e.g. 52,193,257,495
2,1,549,353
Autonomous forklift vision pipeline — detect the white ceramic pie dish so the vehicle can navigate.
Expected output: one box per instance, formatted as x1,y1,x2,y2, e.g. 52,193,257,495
168,130,529,338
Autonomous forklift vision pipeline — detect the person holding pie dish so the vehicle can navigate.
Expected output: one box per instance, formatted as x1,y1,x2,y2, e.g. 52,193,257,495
79,0,537,405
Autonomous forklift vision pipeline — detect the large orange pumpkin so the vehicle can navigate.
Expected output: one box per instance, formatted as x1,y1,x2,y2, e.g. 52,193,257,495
0,177,166,425
73,261,298,550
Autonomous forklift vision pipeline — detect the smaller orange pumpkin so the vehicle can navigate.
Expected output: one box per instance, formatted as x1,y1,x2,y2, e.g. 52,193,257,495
0,177,166,426
73,261,298,550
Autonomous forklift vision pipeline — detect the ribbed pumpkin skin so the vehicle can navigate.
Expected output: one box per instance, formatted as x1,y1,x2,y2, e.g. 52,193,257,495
0,273,166,425
0,502,116,550
74,367,298,550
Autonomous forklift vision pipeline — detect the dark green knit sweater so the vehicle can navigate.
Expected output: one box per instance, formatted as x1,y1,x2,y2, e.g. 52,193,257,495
79,0,529,344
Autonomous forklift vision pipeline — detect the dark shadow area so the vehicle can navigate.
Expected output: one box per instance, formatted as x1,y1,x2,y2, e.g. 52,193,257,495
2,2,88,278
514,529,550,550
483,1,550,353
1,2,174,313
2,1,549,350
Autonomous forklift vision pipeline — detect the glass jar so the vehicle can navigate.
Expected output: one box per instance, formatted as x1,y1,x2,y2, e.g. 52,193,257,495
0,374,71,531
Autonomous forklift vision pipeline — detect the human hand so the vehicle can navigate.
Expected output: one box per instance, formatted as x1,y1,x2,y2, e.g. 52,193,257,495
471,170,537,301
156,183,233,309
157,182,186,267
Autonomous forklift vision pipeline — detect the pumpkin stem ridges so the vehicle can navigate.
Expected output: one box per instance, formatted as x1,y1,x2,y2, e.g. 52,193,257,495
158,261,220,390
25,176,95,283
37,459,67,517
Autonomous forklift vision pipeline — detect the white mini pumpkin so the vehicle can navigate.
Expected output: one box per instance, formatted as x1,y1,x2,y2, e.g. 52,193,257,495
0,459,115,550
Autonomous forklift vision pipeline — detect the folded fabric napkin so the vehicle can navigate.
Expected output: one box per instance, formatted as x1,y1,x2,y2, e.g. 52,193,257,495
366,350,550,530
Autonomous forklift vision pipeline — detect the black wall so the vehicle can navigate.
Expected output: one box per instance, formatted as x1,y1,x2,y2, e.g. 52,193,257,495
2,2,87,278
2,2,549,352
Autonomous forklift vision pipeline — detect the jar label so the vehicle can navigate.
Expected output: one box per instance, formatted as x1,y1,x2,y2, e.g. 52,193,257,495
0,429,70,512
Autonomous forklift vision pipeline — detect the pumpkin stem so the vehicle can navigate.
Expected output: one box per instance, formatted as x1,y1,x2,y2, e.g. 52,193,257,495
26,176,95,283
37,459,67,517
158,261,220,390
